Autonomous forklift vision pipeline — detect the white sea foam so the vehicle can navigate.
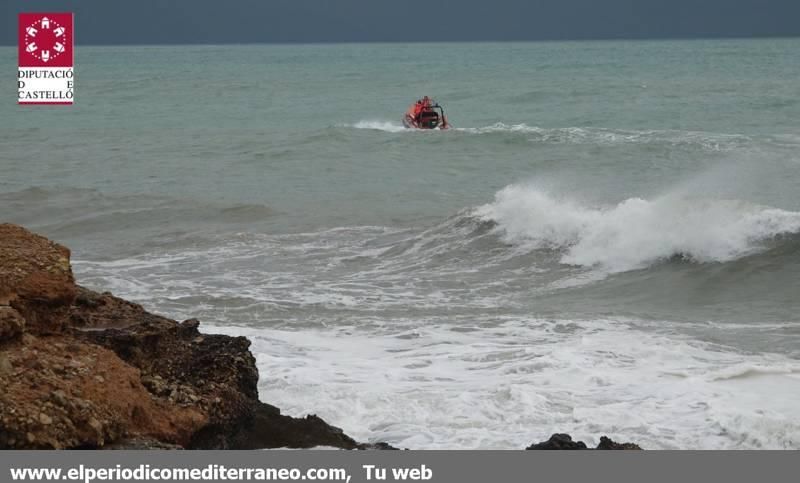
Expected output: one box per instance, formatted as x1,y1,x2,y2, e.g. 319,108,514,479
204,318,800,450
350,120,408,133
476,185,800,273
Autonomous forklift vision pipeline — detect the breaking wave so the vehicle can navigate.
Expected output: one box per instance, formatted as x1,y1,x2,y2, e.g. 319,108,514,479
475,185,800,273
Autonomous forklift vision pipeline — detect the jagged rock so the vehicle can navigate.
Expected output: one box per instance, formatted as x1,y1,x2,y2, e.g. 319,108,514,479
71,297,391,450
0,334,206,449
358,442,401,450
74,316,263,448
527,433,588,450
596,436,642,450
526,434,643,450
0,224,76,334
213,402,361,450
69,287,173,329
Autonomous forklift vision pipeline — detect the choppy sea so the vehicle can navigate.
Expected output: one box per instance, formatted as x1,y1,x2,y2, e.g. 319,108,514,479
3,39,800,448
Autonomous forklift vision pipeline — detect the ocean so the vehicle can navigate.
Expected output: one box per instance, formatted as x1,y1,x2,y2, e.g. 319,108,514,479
2,39,800,449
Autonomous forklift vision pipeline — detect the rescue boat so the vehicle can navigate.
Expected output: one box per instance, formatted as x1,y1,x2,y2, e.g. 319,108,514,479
403,96,450,130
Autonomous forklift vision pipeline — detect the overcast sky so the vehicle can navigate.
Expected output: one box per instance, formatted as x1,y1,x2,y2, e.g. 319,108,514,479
3,0,800,45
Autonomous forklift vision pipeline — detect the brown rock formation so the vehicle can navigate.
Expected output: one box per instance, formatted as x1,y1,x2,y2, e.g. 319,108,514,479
0,334,205,449
0,223,365,450
0,223,76,335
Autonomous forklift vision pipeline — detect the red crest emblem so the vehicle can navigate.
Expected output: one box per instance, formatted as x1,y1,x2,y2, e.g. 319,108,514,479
19,13,74,68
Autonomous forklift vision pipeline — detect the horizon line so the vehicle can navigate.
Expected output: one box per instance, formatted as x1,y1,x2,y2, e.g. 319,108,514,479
1,34,799,48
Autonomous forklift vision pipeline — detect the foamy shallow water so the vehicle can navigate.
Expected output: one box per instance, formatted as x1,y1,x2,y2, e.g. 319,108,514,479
200,318,800,449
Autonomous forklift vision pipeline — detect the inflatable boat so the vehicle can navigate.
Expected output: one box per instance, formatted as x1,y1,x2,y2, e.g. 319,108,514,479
403,96,450,130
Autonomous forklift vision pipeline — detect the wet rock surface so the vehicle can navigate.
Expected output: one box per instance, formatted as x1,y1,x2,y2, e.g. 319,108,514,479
595,436,643,450
527,434,643,450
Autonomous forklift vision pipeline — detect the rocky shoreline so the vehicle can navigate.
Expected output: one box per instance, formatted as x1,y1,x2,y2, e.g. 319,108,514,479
0,224,641,450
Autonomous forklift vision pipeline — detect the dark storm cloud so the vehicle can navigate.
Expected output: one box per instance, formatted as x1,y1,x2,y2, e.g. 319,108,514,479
3,0,799,45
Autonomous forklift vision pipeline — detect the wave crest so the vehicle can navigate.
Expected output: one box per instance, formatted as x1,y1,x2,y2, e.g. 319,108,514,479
475,185,800,273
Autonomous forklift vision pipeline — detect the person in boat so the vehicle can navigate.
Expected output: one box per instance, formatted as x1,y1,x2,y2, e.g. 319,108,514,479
404,96,450,129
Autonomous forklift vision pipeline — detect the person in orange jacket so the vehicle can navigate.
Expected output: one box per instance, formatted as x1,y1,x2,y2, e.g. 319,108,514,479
410,96,430,119
405,96,449,129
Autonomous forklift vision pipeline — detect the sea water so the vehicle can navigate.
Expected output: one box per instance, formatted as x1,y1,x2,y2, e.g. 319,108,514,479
2,39,800,449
